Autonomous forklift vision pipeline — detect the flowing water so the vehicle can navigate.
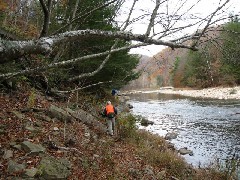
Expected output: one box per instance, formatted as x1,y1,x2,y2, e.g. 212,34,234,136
127,92,240,168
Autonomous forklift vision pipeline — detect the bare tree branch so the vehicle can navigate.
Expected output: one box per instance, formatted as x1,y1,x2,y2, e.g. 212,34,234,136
0,0,234,83
0,43,148,79
0,29,198,64
120,0,138,29
69,0,140,81
191,0,231,47
69,41,119,81
52,81,113,93
53,0,118,34
68,0,80,31
145,0,163,37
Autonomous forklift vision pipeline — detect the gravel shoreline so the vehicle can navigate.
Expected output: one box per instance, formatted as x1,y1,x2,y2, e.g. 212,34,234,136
158,86,240,100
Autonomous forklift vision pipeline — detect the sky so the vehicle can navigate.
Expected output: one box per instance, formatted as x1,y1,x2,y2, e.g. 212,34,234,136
117,0,239,57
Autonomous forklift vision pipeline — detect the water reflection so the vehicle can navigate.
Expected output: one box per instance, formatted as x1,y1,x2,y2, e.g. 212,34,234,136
128,92,240,167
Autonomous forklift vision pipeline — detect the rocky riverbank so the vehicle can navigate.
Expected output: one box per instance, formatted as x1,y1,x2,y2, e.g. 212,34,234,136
158,86,240,100
0,90,197,179
0,88,235,179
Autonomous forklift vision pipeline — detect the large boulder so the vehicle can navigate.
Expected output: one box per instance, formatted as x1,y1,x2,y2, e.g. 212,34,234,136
47,105,73,123
7,160,26,174
66,108,107,133
37,156,71,179
21,141,46,154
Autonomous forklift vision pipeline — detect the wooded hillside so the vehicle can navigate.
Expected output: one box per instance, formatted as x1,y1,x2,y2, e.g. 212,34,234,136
123,22,240,90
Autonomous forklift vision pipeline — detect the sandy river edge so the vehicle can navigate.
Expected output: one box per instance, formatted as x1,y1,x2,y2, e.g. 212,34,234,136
125,86,240,100
158,86,240,100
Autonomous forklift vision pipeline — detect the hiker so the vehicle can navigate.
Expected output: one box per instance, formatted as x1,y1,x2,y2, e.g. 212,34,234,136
111,89,118,96
103,101,117,136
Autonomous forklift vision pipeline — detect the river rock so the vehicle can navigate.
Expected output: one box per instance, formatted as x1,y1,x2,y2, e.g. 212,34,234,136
165,132,178,140
140,119,154,126
127,104,133,109
166,142,176,151
178,147,193,156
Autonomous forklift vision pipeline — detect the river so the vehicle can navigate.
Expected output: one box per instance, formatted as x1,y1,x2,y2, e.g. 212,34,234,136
127,92,240,168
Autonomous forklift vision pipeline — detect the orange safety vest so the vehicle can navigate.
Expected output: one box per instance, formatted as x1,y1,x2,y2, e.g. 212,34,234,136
105,104,115,115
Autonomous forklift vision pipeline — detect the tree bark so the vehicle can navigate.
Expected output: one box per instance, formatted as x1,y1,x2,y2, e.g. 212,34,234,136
68,0,80,31
0,43,147,79
39,0,52,37
0,29,197,64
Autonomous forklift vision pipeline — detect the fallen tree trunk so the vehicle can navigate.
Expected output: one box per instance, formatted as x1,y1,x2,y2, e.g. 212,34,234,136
0,29,197,64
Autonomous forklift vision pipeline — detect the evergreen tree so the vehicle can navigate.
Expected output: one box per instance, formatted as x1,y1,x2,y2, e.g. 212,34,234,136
183,46,216,88
220,19,240,84
0,0,140,91
49,0,140,90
